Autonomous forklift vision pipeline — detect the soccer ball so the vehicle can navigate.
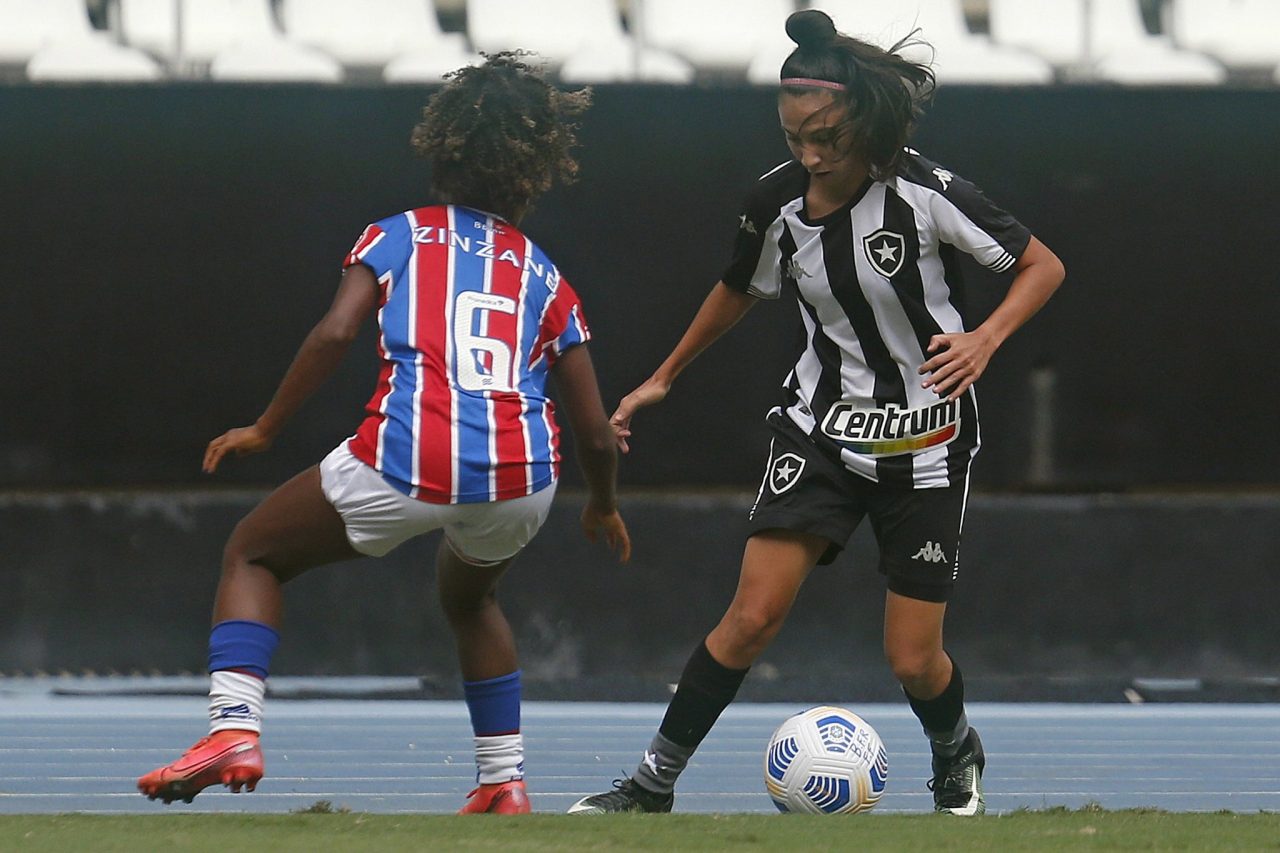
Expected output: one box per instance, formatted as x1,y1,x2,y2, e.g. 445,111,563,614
764,705,888,814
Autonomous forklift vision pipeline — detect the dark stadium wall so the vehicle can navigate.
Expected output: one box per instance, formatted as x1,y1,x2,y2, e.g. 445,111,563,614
2,491,1277,699
0,84,1276,490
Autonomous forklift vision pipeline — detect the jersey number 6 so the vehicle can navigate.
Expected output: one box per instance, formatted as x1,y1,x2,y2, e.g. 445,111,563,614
454,291,518,393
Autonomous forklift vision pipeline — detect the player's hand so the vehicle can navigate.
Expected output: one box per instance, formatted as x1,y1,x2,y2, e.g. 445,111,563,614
918,329,996,401
203,423,274,473
581,502,631,563
609,376,671,454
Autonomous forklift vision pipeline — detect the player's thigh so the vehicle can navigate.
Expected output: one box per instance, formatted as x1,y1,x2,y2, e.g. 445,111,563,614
442,483,557,568
227,465,360,581
867,480,967,604
435,541,513,613
727,529,830,623
883,589,947,664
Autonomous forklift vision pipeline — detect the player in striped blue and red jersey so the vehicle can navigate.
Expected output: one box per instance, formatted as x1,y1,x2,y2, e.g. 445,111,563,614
343,205,588,505
138,53,627,815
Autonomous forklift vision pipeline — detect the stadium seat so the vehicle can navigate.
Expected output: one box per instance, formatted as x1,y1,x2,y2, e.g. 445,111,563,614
282,0,475,70
558,45,695,83
636,0,795,75
180,0,283,65
119,0,179,62
1167,0,1280,68
1089,0,1226,86
383,51,481,84
0,0,97,63
467,0,627,66
465,0,689,82
988,0,1087,68
815,0,1054,85
208,41,344,82
26,37,163,81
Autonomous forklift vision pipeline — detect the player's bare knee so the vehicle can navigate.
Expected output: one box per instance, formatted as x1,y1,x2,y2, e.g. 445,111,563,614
723,605,784,652
885,646,934,686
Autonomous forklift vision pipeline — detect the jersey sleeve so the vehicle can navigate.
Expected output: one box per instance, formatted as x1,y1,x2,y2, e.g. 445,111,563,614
343,222,397,278
721,174,787,300
533,275,591,368
905,156,1032,274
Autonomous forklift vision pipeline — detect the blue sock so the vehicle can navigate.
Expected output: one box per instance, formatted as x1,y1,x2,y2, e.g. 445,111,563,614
463,671,521,736
208,619,280,679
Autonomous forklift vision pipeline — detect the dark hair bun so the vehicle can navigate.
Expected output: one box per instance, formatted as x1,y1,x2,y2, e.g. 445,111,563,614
786,9,837,50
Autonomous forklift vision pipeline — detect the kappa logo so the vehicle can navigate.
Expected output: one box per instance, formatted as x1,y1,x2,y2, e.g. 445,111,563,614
643,750,661,775
769,452,806,494
738,213,758,235
784,257,810,282
932,167,953,190
862,229,906,278
911,541,948,564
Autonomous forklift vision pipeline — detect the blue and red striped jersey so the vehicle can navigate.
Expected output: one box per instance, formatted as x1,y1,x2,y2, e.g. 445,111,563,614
342,205,590,504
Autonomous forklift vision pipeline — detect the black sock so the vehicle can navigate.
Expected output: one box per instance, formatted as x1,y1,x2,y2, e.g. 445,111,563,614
904,655,969,757
632,641,748,795
658,640,750,748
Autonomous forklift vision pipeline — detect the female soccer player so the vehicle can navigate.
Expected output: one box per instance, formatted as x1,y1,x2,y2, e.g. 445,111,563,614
137,53,630,815
569,10,1064,816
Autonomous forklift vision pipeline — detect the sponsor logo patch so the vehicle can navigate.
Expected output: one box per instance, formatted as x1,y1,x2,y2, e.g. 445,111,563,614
820,400,959,456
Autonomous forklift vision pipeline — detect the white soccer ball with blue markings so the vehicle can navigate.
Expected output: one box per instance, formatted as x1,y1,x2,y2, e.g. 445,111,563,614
764,705,888,814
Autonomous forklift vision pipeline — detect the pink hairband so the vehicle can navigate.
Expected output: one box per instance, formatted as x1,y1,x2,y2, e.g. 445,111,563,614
780,77,847,91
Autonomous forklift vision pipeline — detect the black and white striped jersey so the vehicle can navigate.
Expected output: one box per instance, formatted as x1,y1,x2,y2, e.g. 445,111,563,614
723,150,1031,489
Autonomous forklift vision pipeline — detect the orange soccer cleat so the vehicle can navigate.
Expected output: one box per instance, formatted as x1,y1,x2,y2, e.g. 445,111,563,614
137,730,264,804
458,779,531,814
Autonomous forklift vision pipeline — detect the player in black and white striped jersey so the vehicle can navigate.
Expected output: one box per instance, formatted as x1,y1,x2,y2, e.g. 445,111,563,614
568,9,1064,817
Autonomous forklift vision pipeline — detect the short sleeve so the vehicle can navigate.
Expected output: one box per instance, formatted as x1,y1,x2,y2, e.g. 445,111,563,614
535,277,591,367
913,163,1032,273
343,222,395,278
721,202,770,295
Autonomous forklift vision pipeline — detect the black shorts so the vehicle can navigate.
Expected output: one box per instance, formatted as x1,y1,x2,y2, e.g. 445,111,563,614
747,414,969,603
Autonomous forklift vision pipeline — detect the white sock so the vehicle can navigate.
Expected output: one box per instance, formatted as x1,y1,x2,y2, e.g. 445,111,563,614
208,670,266,734
474,734,524,784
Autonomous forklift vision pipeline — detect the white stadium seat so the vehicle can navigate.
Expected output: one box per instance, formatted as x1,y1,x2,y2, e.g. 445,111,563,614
988,0,1086,67
636,0,795,75
0,0,96,63
559,45,695,84
815,0,1054,85
1167,0,1280,68
283,0,476,71
1088,0,1226,86
209,40,343,82
119,0,179,62
0,0,161,82
989,0,1225,85
180,0,280,65
27,38,163,81
467,0,627,66
465,0,689,82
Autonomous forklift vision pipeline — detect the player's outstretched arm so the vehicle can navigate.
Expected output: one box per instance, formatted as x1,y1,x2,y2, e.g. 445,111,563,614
551,343,631,563
203,265,380,473
611,281,756,452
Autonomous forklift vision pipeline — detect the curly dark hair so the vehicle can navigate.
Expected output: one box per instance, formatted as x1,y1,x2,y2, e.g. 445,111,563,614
411,52,592,222
780,10,936,178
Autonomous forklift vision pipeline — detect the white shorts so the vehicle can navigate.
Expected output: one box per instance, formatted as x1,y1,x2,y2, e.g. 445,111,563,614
318,442,557,565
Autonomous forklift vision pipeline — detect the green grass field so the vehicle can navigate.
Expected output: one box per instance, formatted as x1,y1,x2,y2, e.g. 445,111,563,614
3,809,1278,852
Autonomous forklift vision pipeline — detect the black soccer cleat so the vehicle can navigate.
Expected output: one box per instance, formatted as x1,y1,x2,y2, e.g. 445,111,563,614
928,728,986,816
566,777,674,814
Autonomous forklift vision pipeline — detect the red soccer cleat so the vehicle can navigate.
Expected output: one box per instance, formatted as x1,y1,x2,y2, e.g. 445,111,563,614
137,730,264,804
458,780,531,814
